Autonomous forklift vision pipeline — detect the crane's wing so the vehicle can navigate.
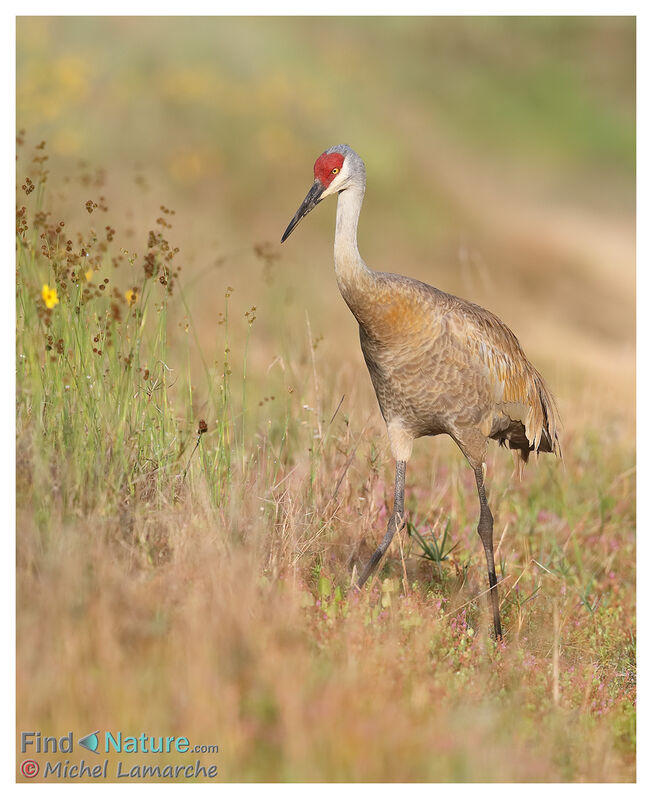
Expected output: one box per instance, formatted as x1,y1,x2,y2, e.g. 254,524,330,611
448,296,562,459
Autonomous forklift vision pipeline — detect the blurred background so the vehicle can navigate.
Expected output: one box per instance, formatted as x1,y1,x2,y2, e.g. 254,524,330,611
17,16,635,430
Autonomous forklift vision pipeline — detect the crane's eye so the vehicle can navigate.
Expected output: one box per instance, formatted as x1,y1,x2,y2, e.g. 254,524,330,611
332,168,339,174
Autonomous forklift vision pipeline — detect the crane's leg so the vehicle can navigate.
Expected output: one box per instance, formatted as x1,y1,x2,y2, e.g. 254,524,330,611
356,460,406,588
474,465,503,640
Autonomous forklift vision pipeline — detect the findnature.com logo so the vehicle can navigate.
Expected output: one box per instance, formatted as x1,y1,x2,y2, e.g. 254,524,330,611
19,730,219,780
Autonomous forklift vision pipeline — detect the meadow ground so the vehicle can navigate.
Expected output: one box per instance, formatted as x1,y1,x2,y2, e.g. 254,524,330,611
16,17,635,782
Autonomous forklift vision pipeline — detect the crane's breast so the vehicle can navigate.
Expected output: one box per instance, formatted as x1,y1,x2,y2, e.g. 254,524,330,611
358,305,489,437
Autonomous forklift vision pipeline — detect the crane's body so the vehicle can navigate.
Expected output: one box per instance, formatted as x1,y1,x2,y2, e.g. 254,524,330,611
282,144,561,639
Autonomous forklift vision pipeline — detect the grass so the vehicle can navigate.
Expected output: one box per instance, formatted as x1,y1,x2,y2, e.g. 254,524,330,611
16,130,635,782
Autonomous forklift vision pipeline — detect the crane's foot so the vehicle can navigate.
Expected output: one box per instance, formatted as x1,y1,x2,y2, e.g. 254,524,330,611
356,459,407,590
488,574,503,641
473,464,503,641
356,511,404,589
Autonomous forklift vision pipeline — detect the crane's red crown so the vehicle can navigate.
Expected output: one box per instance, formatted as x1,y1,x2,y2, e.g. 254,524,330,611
314,152,345,187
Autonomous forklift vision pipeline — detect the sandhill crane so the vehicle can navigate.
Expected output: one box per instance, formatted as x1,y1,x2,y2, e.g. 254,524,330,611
281,144,561,639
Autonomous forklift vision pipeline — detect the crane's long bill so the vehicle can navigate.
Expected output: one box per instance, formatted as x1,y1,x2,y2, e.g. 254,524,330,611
281,180,324,243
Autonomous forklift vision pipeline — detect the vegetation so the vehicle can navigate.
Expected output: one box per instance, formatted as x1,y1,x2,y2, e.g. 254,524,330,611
16,17,635,782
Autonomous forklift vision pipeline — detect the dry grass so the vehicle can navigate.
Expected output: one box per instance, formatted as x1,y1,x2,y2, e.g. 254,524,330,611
17,404,635,781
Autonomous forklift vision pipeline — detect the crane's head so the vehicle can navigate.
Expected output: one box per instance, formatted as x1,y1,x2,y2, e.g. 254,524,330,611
281,144,365,243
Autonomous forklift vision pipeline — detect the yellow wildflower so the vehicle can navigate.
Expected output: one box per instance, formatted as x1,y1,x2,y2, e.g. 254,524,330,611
125,289,138,306
41,284,59,309
85,269,94,282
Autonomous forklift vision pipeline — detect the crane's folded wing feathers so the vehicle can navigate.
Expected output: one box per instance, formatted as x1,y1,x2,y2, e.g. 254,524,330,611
451,297,562,460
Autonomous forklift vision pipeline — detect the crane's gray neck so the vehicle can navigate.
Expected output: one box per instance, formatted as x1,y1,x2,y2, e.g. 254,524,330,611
333,183,375,307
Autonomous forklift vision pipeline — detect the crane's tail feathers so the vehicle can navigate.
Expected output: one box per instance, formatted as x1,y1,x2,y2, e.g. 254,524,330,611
539,377,564,460
500,370,562,464
535,372,562,459
510,449,526,481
